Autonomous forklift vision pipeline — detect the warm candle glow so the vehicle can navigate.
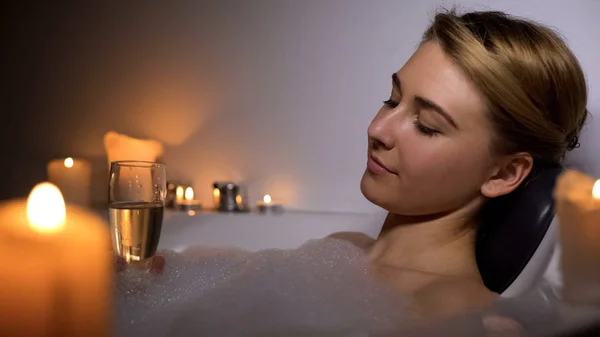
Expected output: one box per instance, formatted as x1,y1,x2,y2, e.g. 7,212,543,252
263,194,272,204
236,195,242,205
213,188,220,198
26,182,66,233
184,187,194,200
64,157,74,168
593,179,600,199
176,186,184,200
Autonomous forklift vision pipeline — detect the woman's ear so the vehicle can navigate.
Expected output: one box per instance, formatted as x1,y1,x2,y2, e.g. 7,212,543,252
481,153,533,198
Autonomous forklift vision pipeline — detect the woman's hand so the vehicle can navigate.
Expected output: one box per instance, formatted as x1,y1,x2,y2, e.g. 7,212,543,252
115,255,166,274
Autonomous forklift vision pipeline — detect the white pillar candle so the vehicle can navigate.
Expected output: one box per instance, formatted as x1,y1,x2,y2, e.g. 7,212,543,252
47,157,92,207
554,169,600,305
103,131,163,170
0,182,112,336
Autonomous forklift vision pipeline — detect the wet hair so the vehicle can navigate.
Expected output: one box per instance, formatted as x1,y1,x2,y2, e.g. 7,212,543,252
422,9,588,172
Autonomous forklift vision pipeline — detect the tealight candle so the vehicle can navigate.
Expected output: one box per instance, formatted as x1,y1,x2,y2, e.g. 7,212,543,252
176,185,185,202
47,157,92,207
177,186,201,211
213,186,221,209
0,182,112,336
166,182,192,209
257,194,283,214
553,169,600,305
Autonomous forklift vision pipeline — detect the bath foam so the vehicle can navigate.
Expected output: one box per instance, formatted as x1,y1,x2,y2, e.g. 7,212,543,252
115,238,409,337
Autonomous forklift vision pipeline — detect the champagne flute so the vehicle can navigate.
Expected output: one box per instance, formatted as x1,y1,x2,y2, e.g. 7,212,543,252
108,161,166,264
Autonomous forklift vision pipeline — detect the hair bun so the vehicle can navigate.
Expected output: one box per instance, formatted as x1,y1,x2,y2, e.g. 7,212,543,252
567,135,581,151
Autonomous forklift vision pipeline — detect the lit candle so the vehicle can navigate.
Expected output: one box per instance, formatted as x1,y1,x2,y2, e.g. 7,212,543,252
185,186,194,200
47,157,92,207
213,187,221,209
0,182,112,336
177,186,201,211
553,169,600,305
176,186,185,202
257,194,283,214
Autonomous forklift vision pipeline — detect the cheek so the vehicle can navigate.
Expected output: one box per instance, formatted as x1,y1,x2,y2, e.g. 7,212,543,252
386,139,491,214
399,137,491,188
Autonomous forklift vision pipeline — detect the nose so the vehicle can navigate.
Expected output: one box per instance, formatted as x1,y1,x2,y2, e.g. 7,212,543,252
368,110,398,150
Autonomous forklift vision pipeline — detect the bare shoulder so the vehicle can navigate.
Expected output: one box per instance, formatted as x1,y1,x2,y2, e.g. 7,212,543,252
327,231,376,250
414,276,498,320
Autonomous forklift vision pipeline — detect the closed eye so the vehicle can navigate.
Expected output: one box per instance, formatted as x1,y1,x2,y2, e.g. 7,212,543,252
413,117,440,137
387,72,458,130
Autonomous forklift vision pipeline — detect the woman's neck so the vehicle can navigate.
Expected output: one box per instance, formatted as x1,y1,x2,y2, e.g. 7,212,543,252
367,202,483,280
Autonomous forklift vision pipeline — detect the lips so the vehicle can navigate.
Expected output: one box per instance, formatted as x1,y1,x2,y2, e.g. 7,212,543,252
367,155,396,175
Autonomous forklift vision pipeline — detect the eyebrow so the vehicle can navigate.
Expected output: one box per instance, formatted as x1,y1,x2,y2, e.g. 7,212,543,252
391,73,459,130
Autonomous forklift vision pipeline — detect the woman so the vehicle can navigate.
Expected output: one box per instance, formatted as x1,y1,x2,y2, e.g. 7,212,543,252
335,9,588,321
127,8,589,328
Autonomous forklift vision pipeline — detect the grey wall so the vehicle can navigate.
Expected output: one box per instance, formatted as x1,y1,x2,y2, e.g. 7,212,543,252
3,0,599,212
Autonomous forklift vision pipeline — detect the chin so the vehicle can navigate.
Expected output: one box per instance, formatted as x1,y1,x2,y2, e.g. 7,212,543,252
360,171,390,210
360,171,420,215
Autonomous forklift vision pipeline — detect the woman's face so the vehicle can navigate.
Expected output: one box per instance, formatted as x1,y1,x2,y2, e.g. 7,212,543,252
360,41,499,216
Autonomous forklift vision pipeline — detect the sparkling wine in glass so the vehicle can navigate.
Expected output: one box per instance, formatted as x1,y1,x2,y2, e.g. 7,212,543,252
108,161,166,263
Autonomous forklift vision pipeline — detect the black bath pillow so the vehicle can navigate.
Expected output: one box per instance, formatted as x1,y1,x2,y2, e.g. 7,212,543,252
476,166,563,293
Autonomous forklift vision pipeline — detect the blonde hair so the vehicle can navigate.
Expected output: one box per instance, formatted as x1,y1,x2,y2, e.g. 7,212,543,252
423,10,588,167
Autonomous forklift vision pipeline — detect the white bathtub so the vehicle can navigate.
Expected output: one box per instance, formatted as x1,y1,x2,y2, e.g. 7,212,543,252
153,209,565,300
157,209,386,252
107,207,560,299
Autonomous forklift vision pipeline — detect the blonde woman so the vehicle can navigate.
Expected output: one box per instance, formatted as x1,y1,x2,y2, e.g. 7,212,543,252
345,9,588,321
124,9,589,331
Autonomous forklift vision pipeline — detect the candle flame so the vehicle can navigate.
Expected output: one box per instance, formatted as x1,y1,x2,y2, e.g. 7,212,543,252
593,179,600,199
176,186,184,199
64,157,74,168
184,187,194,200
26,182,66,233
263,194,272,204
213,188,220,198
236,195,242,205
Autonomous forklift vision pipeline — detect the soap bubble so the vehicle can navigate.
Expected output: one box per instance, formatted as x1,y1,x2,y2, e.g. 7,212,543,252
114,237,600,336
114,238,408,337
